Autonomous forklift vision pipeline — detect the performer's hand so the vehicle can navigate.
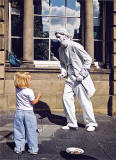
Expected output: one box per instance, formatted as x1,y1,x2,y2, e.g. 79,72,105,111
58,73,66,79
80,67,89,78
76,75,83,82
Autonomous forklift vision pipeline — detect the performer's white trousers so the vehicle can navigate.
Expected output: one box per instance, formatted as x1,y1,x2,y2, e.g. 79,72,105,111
63,81,98,128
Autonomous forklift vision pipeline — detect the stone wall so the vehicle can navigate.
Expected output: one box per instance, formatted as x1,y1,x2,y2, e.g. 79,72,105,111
1,67,110,115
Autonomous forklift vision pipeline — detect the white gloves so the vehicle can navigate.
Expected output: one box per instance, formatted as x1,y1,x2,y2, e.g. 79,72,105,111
58,67,89,82
59,73,83,81
58,73,66,79
80,68,89,78
76,75,83,82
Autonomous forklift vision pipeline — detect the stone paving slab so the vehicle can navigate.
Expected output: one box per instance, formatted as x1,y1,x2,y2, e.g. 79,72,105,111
0,112,116,160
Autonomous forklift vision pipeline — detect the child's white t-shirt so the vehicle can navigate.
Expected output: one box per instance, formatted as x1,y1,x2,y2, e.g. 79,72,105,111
16,87,35,110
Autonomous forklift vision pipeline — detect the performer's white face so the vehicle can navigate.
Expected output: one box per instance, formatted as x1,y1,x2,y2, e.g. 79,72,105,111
56,33,69,47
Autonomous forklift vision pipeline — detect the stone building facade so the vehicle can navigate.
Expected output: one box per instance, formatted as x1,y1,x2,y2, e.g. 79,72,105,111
0,0,116,115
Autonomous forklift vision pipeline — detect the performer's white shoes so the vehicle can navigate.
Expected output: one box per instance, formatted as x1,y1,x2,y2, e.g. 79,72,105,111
86,126,95,132
62,125,95,131
62,125,70,130
62,125,78,130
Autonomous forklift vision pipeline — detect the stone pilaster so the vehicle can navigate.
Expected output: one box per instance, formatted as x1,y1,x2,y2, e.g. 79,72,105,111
84,0,94,60
112,1,116,115
0,0,4,6
0,0,5,94
23,0,34,64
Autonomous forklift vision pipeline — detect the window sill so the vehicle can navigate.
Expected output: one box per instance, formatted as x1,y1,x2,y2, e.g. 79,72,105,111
34,60,60,69
5,60,111,74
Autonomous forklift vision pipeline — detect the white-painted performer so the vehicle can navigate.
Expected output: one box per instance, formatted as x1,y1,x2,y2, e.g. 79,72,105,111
55,29,98,132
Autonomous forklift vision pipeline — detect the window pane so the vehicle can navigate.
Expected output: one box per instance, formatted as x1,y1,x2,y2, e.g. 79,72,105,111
67,18,81,39
50,17,66,39
50,40,60,61
93,0,103,18
11,0,23,13
34,16,49,38
94,41,103,62
11,15,23,36
12,38,23,58
34,0,49,15
67,0,80,17
50,0,65,16
34,39,49,60
94,18,103,39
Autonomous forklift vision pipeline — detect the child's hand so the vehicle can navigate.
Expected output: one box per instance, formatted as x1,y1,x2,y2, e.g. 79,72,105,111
31,92,42,105
37,92,41,99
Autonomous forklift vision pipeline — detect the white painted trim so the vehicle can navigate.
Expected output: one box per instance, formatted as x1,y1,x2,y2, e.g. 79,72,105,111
8,2,11,52
34,60,60,68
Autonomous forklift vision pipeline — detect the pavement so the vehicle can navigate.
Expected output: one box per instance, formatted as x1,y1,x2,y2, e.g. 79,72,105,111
0,111,116,160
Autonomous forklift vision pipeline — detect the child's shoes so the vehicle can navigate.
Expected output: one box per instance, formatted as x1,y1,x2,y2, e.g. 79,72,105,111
15,151,23,154
29,152,38,155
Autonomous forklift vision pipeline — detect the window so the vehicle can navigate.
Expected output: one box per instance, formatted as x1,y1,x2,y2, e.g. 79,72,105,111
9,0,23,59
8,0,113,69
93,0,104,63
9,0,110,66
34,0,81,61
9,0,81,63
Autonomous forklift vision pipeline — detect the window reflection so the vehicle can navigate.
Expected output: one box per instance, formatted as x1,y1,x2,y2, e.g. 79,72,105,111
12,38,23,58
34,39,49,60
33,0,81,61
50,0,65,16
50,40,60,61
11,0,23,13
11,15,23,36
94,41,103,62
34,16,49,38
67,18,81,39
93,0,100,18
93,0,103,18
10,0,82,62
67,0,80,17
34,0,49,15
50,17,66,39
93,0,103,59
94,18,102,39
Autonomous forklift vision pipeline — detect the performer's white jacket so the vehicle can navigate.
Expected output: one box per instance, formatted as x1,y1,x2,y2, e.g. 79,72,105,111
59,41,95,97
59,40,98,128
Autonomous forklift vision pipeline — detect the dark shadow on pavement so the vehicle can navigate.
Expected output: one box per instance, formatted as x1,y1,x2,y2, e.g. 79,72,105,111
6,142,15,151
60,151,98,160
34,100,67,126
6,142,29,152
0,131,13,141
34,101,85,128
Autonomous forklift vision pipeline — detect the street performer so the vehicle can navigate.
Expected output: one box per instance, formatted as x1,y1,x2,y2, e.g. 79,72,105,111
55,28,98,132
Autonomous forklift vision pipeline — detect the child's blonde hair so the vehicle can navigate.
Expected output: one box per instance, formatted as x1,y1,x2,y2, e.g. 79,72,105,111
14,72,31,88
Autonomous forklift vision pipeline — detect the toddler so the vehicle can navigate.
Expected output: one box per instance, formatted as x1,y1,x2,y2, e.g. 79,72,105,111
13,72,41,154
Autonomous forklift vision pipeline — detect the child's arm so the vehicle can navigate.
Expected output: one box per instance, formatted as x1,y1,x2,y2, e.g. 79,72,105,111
31,92,41,105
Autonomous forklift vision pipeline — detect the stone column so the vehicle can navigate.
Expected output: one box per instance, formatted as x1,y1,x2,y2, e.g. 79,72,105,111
23,0,34,63
0,0,5,95
84,0,94,60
